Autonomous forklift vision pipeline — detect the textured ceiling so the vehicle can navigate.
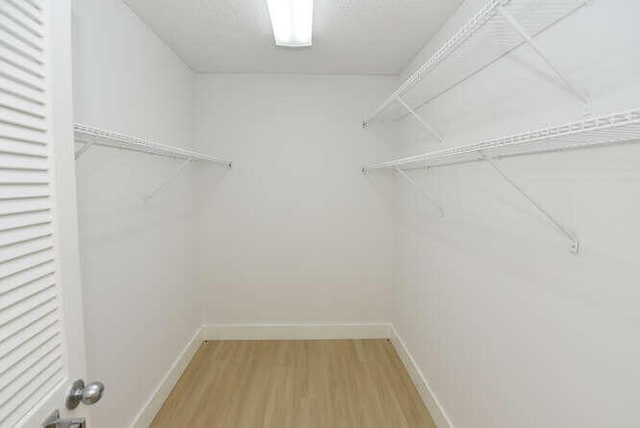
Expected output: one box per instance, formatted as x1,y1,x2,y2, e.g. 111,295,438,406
123,0,463,74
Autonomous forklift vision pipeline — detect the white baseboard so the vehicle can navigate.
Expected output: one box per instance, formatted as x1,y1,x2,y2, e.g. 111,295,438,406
130,327,204,428
389,326,453,428
202,323,392,340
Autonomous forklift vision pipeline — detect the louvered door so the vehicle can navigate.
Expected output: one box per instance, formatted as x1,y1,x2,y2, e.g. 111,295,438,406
0,0,90,426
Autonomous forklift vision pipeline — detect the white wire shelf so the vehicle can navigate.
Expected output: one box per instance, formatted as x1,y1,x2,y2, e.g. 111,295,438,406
365,108,640,254
73,124,232,202
364,108,640,171
362,0,588,128
73,124,232,167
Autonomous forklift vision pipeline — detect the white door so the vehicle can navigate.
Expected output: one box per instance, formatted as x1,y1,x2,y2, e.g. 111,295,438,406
1,0,96,426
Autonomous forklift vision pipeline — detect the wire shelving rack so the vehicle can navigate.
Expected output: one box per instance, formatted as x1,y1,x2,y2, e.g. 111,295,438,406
364,108,640,254
73,124,232,202
364,109,640,171
362,0,590,132
73,124,232,166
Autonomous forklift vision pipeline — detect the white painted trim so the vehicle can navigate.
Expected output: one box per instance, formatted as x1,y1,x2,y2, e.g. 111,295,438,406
202,323,392,340
130,327,204,428
389,326,453,428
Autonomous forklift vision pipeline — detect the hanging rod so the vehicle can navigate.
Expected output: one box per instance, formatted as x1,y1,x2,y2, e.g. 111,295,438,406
363,108,640,171
362,0,589,128
73,124,232,167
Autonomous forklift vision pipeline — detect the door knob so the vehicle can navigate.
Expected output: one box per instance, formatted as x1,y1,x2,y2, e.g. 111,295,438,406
66,379,105,409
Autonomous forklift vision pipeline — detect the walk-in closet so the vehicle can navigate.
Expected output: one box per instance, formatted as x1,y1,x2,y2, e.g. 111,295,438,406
1,0,639,427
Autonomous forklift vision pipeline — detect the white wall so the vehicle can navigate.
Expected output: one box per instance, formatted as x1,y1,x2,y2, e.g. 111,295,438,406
69,0,640,426
384,0,640,427
71,0,199,426
194,74,397,325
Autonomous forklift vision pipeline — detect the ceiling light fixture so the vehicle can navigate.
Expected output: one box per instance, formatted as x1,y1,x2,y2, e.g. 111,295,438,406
266,0,314,47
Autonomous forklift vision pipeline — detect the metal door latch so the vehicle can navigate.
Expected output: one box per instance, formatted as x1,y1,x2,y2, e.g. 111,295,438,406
42,410,86,428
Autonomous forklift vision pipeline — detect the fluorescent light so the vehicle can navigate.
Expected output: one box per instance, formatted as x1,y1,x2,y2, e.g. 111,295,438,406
266,0,313,47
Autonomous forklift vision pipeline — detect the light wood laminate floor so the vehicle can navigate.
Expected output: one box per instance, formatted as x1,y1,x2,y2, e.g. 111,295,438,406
151,339,435,428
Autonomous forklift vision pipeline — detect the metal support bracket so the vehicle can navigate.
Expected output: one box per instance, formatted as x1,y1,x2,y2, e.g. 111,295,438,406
395,97,445,143
75,140,96,160
143,159,192,203
395,167,444,217
497,5,591,113
478,151,579,253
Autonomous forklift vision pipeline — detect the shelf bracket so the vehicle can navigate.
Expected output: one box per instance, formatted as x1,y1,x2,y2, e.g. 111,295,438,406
395,167,444,217
75,140,96,160
395,97,444,143
478,151,579,253
497,5,591,112
143,159,192,203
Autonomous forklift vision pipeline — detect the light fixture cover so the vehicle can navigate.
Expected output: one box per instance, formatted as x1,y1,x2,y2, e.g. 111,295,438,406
266,0,313,47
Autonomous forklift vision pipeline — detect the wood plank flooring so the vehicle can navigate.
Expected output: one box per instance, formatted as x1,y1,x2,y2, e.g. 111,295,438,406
151,339,435,428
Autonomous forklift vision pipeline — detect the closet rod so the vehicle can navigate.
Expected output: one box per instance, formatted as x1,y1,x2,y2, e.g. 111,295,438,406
73,124,232,167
